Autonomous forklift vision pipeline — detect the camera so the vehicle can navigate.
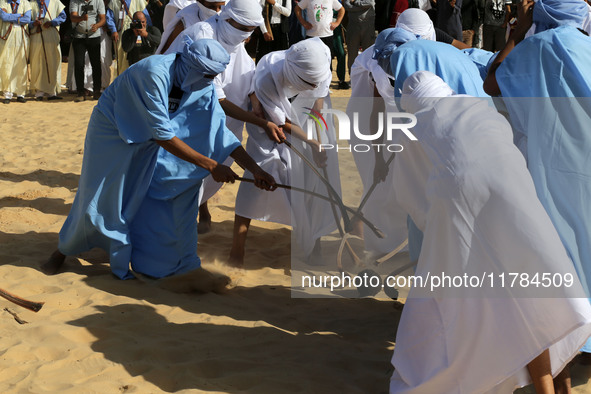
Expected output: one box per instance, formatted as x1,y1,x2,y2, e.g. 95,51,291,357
80,3,94,13
130,19,143,29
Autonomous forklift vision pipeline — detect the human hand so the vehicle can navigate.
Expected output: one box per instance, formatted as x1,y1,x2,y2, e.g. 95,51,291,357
90,23,98,32
111,31,119,42
516,0,534,34
302,21,313,30
263,32,273,41
43,21,52,29
264,121,286,143
265,0,276,4
211,163,239,183
83,14,89,21
253,168,277,191
33,19,42,27
329,21,339,31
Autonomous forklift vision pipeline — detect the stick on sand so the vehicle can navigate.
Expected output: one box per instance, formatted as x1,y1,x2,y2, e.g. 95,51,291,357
0,288,44,312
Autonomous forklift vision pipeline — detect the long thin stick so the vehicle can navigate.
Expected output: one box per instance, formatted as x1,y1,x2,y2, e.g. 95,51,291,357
38,25,51,84
236,177,384,238
0,288,44,312
352,152,396,220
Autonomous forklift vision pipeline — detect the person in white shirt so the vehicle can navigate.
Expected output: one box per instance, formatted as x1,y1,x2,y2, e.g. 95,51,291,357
255,0,291,63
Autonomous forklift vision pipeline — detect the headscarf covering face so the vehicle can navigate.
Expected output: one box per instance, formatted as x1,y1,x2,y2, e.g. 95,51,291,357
533,0,588,33
400,70,455,113
396,8,436,41
217,0,263,50
372,27,419,76
174,36,230,92
282,37,332,97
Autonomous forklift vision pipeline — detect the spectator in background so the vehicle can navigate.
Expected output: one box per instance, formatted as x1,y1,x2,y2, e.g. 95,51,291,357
343,0,375,74
0,0,31,104
145,0,168,32
256,0,291,63
70,0,106,102
29,0,67,100
295,0,345,67
461,0,480,46
483,0,509,51
109,0,147,75
332,8,348,88
388,0,408,27
122,10,161,64
436,0,463,40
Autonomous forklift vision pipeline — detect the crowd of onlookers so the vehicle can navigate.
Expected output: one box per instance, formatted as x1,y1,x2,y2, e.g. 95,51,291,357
0,0,541,103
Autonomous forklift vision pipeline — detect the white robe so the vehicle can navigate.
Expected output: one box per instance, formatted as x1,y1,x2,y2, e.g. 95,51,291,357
235,50,340,257
165,16,256,205
346,45,408,255
161,0,196,30
0,0,31,96
29,0,64,96
156,1,209,54
390,96,591,393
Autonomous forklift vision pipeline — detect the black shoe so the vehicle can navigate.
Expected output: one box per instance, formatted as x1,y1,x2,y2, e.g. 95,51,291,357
92,92,101,100
36,96,44,101
16,96,26,103
2,98,9,104
74,95,86,103
47,95,63,101
338,81,350,90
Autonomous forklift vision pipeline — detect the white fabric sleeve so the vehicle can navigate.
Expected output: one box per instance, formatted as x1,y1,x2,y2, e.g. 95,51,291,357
332,0,342,11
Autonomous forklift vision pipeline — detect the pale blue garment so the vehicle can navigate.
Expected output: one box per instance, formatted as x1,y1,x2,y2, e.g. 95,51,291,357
58,54,178,279
462,48,495,81
496,25,591,351
389,39,488,98
388,38,489,262
129,82,241,279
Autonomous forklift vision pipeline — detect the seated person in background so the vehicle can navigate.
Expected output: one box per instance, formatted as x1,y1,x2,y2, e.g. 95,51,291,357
122,11,162,65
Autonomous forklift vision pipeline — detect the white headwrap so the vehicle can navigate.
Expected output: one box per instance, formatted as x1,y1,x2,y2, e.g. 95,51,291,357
219,0,263,26
400,71,455,113
396,8,436,41
282,37,332,97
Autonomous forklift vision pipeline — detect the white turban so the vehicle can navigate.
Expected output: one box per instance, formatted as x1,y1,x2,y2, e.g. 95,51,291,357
283,37,332,96
219,0,263,26
400,71,455,113
396,8,436,41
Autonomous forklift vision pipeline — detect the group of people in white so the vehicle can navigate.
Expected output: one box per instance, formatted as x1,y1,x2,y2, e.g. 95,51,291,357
29,0,591,391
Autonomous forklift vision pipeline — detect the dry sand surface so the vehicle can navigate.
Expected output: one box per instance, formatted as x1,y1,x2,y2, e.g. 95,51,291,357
0,65,590,393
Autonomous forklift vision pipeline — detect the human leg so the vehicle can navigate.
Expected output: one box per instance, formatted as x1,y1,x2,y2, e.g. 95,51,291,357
228,214,252,267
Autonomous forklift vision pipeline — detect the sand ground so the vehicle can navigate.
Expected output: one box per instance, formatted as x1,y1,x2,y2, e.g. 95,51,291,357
0,62,590,393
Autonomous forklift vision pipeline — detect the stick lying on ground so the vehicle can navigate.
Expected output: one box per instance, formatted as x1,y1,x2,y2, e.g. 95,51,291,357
0,288,44,312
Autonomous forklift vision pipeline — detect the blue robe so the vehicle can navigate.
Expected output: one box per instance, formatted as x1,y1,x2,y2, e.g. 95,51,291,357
389,39,489,262
129,76,240,279
390,39,489,98
59,54,238,280
496,25,591,351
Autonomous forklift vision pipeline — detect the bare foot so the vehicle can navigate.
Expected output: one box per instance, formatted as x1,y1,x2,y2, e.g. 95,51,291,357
197,202,212,234
40,250,66,275
157,267,230,294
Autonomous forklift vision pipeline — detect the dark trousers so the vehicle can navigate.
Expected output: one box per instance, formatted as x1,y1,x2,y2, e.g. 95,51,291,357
256,24,289,64
483,24,506,52
73,36,101,95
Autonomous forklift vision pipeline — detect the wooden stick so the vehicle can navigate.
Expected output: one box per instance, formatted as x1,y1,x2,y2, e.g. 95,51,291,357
0,288,44,312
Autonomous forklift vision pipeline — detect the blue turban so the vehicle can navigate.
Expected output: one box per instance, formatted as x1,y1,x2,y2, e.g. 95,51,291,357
372,28,419,76
175,36,230,92
533,0,588,33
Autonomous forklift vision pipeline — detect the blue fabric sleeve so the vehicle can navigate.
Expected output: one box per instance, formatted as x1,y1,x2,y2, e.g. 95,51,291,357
0,10,18,23
51,9,67,26
105,8,116,32
19,10,31,25
143,8,152,26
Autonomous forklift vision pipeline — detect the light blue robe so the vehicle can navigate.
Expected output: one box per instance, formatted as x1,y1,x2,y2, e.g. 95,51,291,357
58,54,235,280
390,39,489,98
129,78,241,279
389,39,489,262
496,25,591,351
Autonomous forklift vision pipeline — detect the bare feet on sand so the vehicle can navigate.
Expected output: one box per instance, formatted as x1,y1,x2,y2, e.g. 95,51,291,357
157,268,230,294
197,202,212,234
40,250,66,275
